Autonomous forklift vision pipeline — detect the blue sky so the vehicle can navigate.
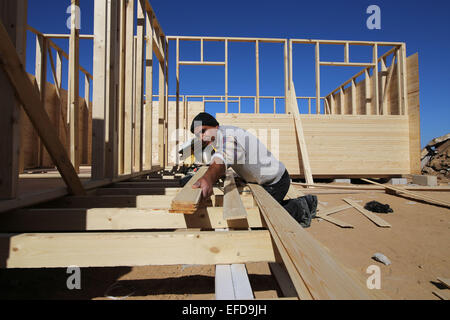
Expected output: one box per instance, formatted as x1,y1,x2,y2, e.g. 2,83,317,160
25,0,450,148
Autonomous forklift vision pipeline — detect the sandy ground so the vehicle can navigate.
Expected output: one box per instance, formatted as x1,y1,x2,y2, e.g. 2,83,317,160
0,189,448,300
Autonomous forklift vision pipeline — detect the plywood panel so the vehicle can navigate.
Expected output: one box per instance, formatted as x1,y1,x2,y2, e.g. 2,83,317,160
216,113,410,177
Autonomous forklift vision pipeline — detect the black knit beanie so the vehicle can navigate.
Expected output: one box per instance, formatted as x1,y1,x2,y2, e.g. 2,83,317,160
190,112,220,133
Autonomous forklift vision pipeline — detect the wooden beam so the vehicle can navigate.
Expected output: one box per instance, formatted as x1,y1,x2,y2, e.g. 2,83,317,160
315,42,320,114
123,0,134,174
372,44,379,115
35,33,47,166
288,80,314,185
361,179,450,208
315,214,354,228
134,0,145,172
68,0,81,172
92,0,108,180
117,0,126,174
255,40,260,113
225,39,228,112
223,171,248,220
158,34,165,167
318,204,352,216
343,198,391,228
437,277,450,289
249,183,373,299
170,166,208,213
0,230,275,268
0,207,263,232
0,19,85,195
144,11,154,170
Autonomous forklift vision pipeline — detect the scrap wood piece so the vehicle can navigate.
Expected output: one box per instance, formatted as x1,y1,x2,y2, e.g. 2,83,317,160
433,290,450,300
437,277,450,289
0,20,85,196
291,181,450,192
249,183,373,300
316,214,354,228
288,80,314,185
170,166,209,214
361,179,450,208
223,170,248,220
343,198,391,228
318,204,352,216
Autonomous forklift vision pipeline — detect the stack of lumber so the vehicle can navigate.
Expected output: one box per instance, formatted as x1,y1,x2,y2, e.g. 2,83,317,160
170,166,208,213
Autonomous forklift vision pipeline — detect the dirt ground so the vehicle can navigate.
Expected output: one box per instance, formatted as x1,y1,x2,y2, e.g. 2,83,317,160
0,189,448,300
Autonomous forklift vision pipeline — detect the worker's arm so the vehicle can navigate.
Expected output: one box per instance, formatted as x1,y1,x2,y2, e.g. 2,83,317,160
192,160,226,198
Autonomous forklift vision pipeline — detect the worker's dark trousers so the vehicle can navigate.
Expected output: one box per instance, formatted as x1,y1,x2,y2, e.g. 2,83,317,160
262,169,317,228
262,169,297,215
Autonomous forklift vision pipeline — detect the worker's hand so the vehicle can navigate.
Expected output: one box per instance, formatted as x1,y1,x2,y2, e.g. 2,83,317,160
192,177,213,198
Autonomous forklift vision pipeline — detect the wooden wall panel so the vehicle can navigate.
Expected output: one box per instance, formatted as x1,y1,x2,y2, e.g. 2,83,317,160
216,113,411,177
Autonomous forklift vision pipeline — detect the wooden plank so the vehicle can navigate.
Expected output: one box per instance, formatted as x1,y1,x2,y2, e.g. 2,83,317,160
68,0,81,172
316,214,354,228
170,166,208,213
255,40,260,113
123,0,134,174
231,264,254,299
215,264,235,299
158,33,165,166
288,81,314,185
0,20,85,196
318,204,352,216
223,171,248,220
433,290,450,300
437,277,450,289
372,44,379,115
343,198,391,227
92,0,108,179
0,207,263,232
361,178,450,208
249,183,373,299
0,230,276,268
144,11,154,170
315,42,320,113
134,0,145,172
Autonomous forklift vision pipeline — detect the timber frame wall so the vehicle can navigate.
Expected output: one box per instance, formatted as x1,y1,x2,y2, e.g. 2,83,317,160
0,0,421,200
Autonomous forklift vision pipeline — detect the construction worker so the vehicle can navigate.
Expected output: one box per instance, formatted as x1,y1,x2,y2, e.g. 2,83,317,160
189,112,317,227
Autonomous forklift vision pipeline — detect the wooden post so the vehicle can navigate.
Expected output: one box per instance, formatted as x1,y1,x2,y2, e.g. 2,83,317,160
225,39,228,113
176,37,180,165
284,40,288,113
0,0,26,199
330,94,335,114
255,40,260,113
158,31,165,167
117,0,126,174
396,48,402,115
68,0,81,173
135,0,145,172
123,0,134,174
344,42,349,63
372,44,379,116
351,78,356,115
144,10,154,170
339,87,345,115
35,33,47,167
92,0,107,180
400,43,409,115
380,57,387,114
365,69,371,115
164,37,169,167
315,42,320,114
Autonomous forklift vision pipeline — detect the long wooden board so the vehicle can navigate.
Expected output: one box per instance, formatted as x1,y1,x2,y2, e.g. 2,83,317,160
343,198,391,228
223,170,248,220
0,207,263,232
170,166,208,213
288,80,313,184
316,214,354,228
0,230,275,268
0,20,85,195
249,183,373,299
361,178,450,208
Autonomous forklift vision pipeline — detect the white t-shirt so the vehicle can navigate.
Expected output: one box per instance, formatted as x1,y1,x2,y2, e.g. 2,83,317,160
210,125,286,185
